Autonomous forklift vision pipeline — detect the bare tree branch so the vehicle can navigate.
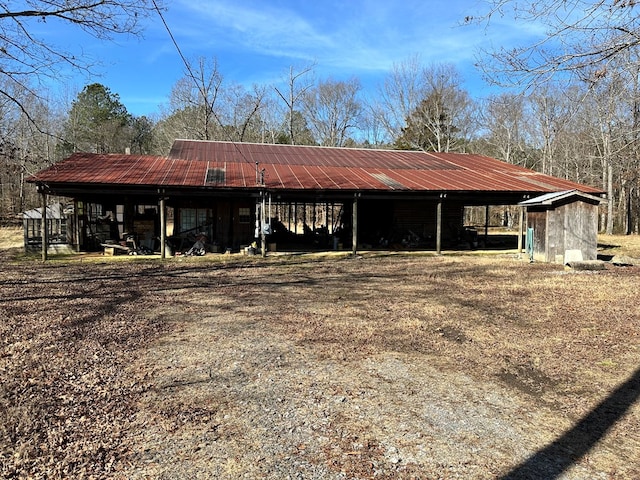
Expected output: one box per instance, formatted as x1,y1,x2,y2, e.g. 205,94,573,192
0,0,161,132
469,1,640,87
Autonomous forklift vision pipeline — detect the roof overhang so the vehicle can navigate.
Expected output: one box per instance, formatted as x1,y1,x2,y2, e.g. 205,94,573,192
518,189,604,207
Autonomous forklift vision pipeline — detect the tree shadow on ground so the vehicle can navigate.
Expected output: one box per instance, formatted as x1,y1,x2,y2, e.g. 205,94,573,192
501,366,640,479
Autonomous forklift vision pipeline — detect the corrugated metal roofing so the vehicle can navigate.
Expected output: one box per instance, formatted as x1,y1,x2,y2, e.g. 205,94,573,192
519,190,604,206
29,140,604,195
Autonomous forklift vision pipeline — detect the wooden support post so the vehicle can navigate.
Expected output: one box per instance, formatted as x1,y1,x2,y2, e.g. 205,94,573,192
302,202,306,231
40,188,48,261
261,231,266,258
256,198,261,242
330,202,335,233
325,202,329,230
352,194,359,255
518,206,525,253
484,205,490,246
160,196,166,258
261,194,266,258
73,199,80,252
312,201,315,231
436,198,443,255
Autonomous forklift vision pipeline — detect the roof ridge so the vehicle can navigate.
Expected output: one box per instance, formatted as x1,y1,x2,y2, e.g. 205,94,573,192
171,139,476,156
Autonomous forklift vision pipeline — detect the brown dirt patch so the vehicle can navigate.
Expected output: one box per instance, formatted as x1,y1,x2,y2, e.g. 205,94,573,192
1,252,639,479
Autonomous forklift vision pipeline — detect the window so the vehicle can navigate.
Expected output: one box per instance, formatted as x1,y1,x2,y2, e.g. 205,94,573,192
238,207,251,224
180,208,210,233
136,204,157,215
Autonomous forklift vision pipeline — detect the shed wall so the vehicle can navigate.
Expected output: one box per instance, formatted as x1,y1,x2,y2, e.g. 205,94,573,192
526,199,599,262
560,201,598,261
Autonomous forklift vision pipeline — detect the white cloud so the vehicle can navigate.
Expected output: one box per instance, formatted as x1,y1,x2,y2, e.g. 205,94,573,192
173,0,335,58
113,0,554,115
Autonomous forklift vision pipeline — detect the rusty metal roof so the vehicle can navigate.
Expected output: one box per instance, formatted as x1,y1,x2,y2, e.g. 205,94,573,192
30,140,604,195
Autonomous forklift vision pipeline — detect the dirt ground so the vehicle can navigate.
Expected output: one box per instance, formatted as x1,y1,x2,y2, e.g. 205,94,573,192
1,240,639,479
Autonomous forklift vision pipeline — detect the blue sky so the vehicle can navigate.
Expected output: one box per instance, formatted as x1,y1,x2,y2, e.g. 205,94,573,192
42,0,543,117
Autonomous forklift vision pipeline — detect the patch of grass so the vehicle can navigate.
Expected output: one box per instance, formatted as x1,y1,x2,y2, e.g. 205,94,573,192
0,226,22,249
599,233,640,258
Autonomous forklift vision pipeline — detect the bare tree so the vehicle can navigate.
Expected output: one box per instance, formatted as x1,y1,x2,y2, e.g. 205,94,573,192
302,77,362,147
177,57,224,141
372,55,428,143
470,2,640,233
528,86,573,176
359,104,389,147
0,80,60,219
469,1,640,87
274,64,316,145
0,0,160,128
479,93,529,166
373,58,476,151
154,57,224,151
219,83,268,143
620,55,640,234
394,63,476,152
583,60,640,234
256,94,283,144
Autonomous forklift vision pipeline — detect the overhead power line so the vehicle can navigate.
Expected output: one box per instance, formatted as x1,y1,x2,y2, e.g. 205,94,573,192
151,0,260,174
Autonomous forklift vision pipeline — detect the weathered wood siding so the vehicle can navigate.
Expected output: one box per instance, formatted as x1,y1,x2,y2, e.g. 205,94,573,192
527,199,599,262
558,201,598,261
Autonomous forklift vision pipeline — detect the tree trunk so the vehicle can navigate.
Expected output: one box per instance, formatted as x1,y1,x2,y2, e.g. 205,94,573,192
625,185,633,235
606,159,614,235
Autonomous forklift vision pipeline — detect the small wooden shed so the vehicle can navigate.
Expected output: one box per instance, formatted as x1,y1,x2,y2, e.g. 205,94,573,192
22,203,74,253
519,190,603,263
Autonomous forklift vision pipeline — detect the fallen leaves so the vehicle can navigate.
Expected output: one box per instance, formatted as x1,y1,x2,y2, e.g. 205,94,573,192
1,254,639,478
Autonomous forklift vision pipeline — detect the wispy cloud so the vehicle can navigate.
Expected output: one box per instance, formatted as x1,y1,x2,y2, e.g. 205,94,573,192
168,0,492,75
46,0,553,116
173,0,335,60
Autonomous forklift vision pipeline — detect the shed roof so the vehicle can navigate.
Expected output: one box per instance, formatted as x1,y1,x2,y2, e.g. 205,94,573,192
29,140,604,196
22,202,67,220
519,190,603,206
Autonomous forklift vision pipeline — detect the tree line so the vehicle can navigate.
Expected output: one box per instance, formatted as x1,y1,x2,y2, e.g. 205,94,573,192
1,0,640,236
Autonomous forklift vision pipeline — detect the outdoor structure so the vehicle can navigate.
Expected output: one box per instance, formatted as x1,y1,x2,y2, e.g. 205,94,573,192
27,140,604,259
520,190,602,263
22,202,75,254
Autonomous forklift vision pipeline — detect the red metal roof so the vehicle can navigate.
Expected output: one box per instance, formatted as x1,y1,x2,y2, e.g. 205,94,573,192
29,140,604,195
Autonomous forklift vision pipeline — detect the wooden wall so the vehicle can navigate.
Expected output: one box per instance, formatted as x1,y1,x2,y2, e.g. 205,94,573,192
527,199,599,262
